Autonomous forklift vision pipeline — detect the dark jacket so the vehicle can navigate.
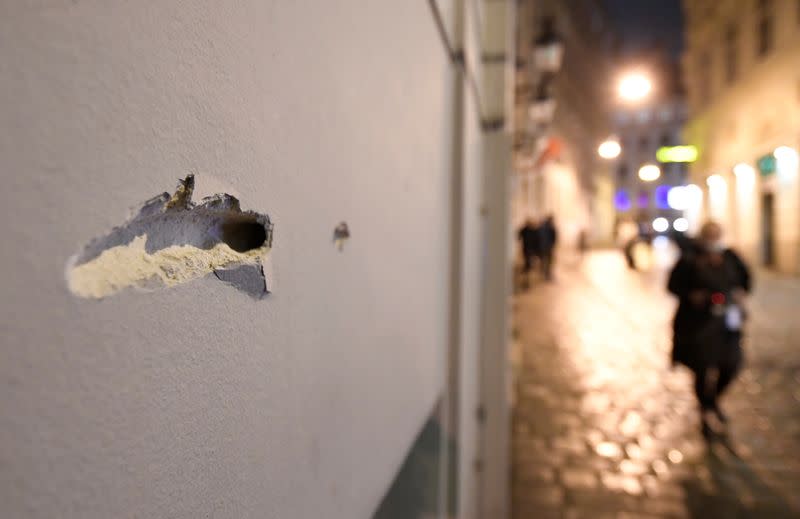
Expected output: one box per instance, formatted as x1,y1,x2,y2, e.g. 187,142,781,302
667,242,751,369
539,220,557,252
518,225,540,255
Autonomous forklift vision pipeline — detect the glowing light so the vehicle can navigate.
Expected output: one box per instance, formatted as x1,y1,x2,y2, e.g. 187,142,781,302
707,174,726,190
638,164,661,182
654,185,671,209
685,184,703,209
656,145,698,163
757,154,777,176
733,163,755,189
775,146,799,181
653,235,670,249
618,73,652,102
598,139,622,159
733,163,755,179
614,190,632,211
667,186,688,210
637,191,650,208
775,146,799,165
673,217,689,232
652,217,669,233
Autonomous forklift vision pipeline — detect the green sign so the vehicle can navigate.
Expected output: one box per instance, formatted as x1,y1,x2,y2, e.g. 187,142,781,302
656,145,698,163
757,154,776,176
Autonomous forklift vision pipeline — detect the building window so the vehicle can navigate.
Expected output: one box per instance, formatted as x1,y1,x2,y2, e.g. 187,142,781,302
724,24,738,83
637,109,651,124
757,0,773,57
639,136,649,150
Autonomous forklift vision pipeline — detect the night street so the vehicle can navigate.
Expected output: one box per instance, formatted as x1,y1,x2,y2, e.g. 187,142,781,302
511,249,800,519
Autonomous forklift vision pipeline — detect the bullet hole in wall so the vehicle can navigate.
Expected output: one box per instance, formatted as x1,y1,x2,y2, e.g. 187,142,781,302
221,220,268,252
333,222,350,251
66,175,273,299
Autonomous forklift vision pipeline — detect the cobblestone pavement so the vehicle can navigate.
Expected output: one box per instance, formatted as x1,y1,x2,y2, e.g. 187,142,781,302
511,249,800,519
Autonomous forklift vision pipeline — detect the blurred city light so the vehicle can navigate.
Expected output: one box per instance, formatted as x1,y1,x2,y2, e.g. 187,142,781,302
673,217,689,232
775,146,799,180
685,184,703,209
529,83,557,125
614,189,631,211
652,217,669,233
775,146,799,165
652,235,670,249
598,138,621,159
733,163,756,188
533,17,564,73
654,185,671,209
667,186,688,210
638,164,661,182
706,174,726,190
618,73,652,102
656,145,698,163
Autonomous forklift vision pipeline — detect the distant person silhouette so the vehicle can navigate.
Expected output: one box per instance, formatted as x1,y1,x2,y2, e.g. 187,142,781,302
539,215,557,280
517,218,541,274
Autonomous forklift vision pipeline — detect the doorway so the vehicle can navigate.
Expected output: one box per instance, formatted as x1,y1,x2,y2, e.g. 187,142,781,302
761,192,775,267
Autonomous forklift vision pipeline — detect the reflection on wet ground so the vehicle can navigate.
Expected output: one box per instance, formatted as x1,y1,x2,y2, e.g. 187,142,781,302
511,250,800,518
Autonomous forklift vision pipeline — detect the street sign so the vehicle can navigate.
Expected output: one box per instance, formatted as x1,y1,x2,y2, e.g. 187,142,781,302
757,154,777,176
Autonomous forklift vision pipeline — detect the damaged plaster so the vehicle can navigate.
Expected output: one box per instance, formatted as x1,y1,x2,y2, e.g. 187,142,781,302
66,175,273,299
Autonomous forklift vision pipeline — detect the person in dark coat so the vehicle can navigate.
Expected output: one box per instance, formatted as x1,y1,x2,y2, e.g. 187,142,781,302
539,215,557,280
518,218,541,273
667,221,751,437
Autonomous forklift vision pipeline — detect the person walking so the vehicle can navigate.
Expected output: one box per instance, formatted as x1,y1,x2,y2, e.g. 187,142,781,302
616,218,639,269
667,221,751,438
539,215,557,280
517,218,541,275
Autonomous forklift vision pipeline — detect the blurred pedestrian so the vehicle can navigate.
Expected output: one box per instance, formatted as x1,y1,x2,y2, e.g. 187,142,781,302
517,218,541,275
539,215,557,280
617,218,638,269
578,228,588,256
667,221,751,438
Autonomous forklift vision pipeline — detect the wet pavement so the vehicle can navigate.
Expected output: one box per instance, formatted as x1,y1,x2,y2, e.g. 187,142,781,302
511,249,800,519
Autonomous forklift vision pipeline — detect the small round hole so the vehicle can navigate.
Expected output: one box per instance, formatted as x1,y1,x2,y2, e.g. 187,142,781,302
220,221,267,252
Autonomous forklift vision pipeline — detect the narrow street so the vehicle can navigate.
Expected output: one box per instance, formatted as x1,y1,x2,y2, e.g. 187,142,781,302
511,249,800,519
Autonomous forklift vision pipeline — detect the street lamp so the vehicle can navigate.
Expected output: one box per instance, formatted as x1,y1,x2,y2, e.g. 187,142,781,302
598,138,621,160
533,17,564,74
528,81,557,126
618,73,652,102
638,164,661,182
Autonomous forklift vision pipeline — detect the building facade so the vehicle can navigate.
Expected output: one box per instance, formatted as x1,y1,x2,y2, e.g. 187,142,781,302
513,0,615,247
682,0,800,272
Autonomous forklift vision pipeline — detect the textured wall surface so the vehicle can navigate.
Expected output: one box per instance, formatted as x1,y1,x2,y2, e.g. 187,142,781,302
0,2,453,517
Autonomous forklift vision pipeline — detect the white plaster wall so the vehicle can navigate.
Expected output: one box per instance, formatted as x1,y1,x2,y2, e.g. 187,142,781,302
456,49,484,519
0,2,454,517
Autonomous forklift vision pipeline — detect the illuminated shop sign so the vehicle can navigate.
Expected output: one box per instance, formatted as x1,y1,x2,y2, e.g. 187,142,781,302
757,154,776,177
656,145,698,163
